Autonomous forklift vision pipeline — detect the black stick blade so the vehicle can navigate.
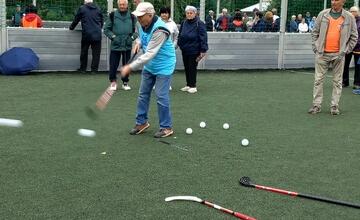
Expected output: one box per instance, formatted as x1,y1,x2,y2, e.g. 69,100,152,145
239,176,254,187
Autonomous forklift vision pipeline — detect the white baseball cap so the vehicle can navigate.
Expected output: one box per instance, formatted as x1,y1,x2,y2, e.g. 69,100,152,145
132,2,155,17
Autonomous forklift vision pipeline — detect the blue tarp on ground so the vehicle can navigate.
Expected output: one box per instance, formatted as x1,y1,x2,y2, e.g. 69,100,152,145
0,47,39,75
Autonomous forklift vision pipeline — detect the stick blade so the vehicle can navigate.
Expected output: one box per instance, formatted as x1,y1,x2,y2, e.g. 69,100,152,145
165,196,202,203
85,106,99,120
239,176,253,187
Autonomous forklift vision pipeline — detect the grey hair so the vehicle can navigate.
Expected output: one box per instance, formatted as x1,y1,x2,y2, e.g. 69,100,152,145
118,0,128,3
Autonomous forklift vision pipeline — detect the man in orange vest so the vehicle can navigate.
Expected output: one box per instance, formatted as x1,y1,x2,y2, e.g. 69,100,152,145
309,0,358,115
22,4,43,28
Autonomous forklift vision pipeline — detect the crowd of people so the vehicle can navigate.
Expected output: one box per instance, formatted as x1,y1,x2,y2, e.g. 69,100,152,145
8,0,360,135
11,4,43,28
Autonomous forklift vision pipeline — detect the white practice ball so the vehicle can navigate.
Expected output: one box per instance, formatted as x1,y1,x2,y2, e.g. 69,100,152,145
199,121,206,128
186,128,193,134
78,129,96,137
223,123,230,130
241,138,249,146
0,118,23,128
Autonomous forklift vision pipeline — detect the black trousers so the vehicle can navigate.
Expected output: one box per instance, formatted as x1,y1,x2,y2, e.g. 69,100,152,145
80,39,101,71
343,53,360,86
109,50,131,83
182,53,199,87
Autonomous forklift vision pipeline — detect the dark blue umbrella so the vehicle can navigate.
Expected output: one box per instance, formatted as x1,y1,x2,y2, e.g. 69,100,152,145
0,47,39,75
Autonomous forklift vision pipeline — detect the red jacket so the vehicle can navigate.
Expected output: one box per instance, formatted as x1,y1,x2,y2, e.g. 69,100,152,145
22,13,43,28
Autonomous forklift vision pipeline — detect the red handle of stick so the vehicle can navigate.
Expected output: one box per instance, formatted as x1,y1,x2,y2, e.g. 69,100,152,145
255,184,298,197
203,201,256,220
234,212,257,220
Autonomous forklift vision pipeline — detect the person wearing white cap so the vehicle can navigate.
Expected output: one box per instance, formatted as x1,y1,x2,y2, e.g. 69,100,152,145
121,2,176,138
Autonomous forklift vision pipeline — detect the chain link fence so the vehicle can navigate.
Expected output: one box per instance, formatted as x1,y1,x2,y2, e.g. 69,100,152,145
3,0,360,30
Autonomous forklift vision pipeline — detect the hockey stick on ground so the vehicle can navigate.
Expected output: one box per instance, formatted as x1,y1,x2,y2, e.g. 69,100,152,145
165,196,256,220
85,52,137,119
239,176,360,209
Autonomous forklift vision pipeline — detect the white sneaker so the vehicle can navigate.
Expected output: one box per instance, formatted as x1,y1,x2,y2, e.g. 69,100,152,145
109,82,117,91
188,87,197,93
180,86,190,91
122,84,131,91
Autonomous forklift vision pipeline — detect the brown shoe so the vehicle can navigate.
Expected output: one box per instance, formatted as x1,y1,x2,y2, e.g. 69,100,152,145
129,122,150,135
308,105,321,114
330,106,340,115
154,128,174,138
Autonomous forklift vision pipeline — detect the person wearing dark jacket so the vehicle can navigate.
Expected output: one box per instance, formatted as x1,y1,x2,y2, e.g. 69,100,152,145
252,11,265,32
178,6,208,94
343,6,360,89
69,0,103,72
12,4,23,27
104,0,137,91
205,10,215,31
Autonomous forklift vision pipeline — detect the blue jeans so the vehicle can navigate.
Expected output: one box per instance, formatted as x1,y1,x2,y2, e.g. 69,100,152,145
136,70,172,129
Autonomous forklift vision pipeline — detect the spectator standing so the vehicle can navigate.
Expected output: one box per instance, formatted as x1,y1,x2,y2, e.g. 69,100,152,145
343,6,360,89
298,18,309,33
296,14,303,25
242,12,249,26
252,11,265,32
271,8,279,22
232,11,246,32
12,4,23,27
178,6,208,94
308,16,316,32
22,4,43,28
120,2,176,138
205,10,215,31
104,0,137,91
309,0,357,115
159,7,178,47
69,0,103,73
289,15,298,32
215,8,231,31
264,11,274,32
305,12,312,25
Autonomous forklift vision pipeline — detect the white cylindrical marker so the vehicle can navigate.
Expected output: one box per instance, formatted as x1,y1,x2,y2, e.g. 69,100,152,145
78,129,96,137
0,118,23,128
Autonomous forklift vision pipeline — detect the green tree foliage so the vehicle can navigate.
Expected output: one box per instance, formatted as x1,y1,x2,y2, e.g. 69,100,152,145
5,0,358,22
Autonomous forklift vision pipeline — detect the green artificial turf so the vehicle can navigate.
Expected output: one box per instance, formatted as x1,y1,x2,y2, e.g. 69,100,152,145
0,70,360,219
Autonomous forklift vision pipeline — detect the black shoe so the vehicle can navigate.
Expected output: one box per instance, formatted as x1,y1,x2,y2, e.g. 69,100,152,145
129,122,150,135
342,83,349,88
77,68,86,73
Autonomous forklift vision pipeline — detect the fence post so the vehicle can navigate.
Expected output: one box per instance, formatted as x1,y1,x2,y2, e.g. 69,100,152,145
33,0,36,6
216,0,220,19
200,0,205,21
171,0,174,21
323,0,327,10
355,0,359,7
278,0,288,69
0,0,6,54
107,0,113,14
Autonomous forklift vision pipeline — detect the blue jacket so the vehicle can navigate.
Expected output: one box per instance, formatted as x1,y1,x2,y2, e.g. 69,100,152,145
139,16,176,75
252,19,266,32
178,16,208,55
69,3,103,41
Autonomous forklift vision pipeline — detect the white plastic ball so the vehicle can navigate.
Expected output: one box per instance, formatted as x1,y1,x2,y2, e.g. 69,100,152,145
78,129,96,137
199,121,206,128
186,128,193,134
223,123,230,130
241,138,249,146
